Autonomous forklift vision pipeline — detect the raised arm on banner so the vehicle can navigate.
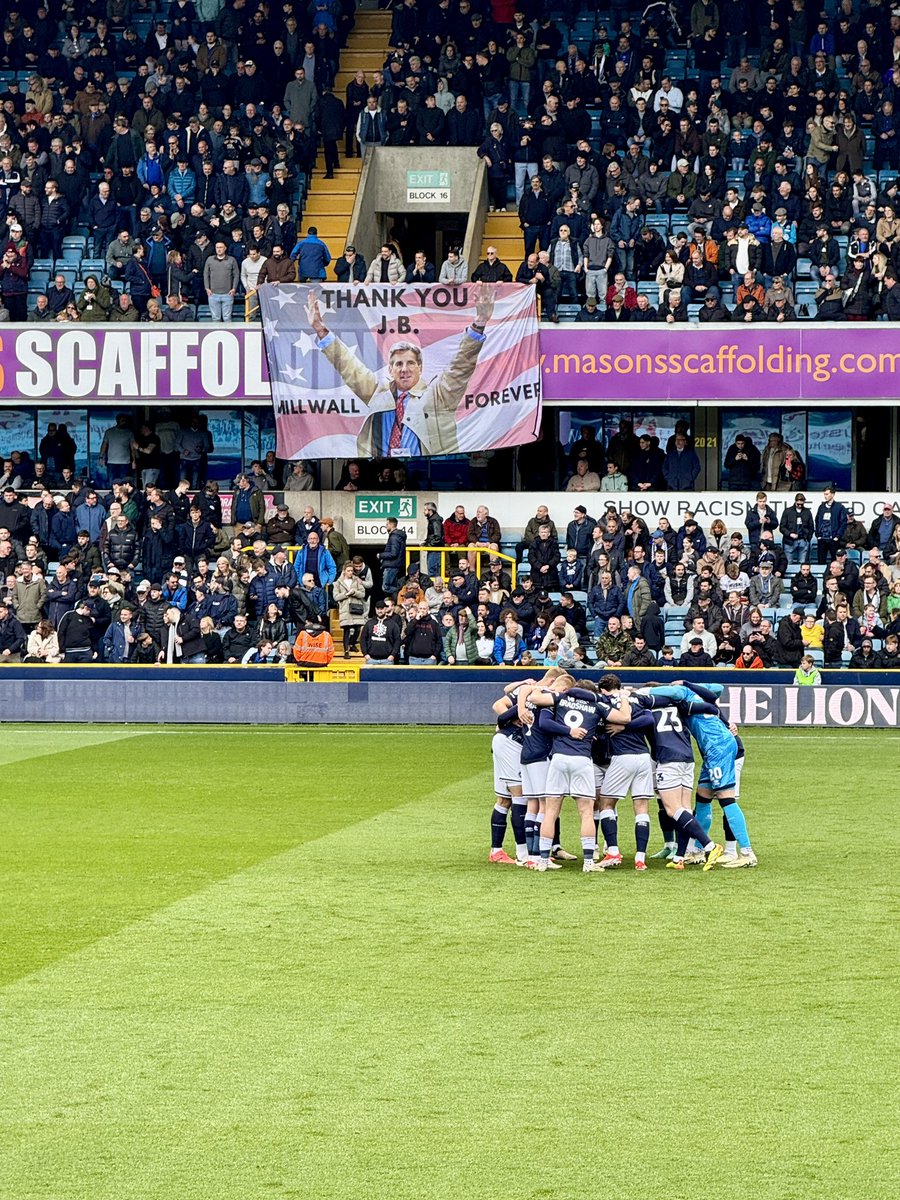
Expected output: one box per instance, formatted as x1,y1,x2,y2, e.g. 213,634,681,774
472,283,495,331
306,290,328,338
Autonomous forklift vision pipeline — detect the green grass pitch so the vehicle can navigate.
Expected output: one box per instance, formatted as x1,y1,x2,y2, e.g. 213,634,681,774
0,723,898,1200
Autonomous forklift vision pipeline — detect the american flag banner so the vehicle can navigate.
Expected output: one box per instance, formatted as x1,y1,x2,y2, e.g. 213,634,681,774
258,282,541,461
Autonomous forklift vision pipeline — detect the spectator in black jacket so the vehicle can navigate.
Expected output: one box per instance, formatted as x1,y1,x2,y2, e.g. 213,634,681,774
790,563,818,606
403,603,443,663
472,246,513,282
775,608,805,666
333,245,367,284
361,599,401,662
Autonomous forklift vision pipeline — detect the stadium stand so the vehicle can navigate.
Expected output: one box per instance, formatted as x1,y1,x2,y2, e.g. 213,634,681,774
0,1,898,321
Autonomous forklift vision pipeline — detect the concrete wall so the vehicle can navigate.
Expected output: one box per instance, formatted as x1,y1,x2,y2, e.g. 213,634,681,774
0,670,897,725
347,148,488,268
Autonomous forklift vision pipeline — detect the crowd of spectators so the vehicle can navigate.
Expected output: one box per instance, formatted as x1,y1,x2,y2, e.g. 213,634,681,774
0,413,898,668
0,0,360,322
2,2,900,322
357,487,900,669
0,411,355,664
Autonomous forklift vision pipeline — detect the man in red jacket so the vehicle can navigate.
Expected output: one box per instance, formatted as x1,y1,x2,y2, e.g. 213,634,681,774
443,505,469,547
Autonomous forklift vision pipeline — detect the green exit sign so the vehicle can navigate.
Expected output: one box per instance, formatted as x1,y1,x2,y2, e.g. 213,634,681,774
406,170,451,189
355,495,417,519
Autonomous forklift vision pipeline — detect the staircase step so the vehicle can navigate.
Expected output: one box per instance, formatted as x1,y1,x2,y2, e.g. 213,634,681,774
354,11,393,30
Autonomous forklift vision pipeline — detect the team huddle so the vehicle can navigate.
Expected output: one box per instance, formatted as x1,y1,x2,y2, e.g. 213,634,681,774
489,667,757,872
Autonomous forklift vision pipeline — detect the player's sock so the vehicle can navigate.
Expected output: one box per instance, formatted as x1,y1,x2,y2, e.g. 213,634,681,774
694,799,713,837
673,807,714,855
722,812,737,856
720,801,751,850
657,801,676,846
581,836,596,866
511,802,528,862
599,811,618,856
491,804,509,851
524,816,537,855
538,836,554,863
634,813,650,863
552,816,562,851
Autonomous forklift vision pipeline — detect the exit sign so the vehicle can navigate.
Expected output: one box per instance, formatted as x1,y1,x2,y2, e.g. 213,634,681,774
355,496,417,519
406,169,451,203
354,495,417,542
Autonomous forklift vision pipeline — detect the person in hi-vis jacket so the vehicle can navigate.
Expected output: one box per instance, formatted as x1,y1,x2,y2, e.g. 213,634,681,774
304,285,495,457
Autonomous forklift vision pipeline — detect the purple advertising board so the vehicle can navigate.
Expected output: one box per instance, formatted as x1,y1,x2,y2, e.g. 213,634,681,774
0,326,271,404
0,323,897,406
538,325,900,402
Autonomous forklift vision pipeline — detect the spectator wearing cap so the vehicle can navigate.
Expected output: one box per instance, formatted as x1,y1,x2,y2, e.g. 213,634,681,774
266,504,297,545
56,600,93,663
320,518,350,571
775,606,806,666
0,243,28,321
779,493,814,564
244,158,271,207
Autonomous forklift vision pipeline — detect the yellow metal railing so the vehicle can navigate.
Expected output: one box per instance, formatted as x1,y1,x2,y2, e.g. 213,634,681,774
284,664,360,683
404,545,516,588
244,291,260,321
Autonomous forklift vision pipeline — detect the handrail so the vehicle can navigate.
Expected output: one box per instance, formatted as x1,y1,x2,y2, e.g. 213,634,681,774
404,545,516,588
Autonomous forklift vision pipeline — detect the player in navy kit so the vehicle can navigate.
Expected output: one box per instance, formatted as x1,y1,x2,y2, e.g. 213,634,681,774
596,706,657,871
516,670,573,867
630,690,725,870
489,684,527,864
528,678,633,873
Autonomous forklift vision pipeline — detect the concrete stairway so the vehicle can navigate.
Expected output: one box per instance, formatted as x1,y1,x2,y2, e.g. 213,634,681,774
302,10,393,272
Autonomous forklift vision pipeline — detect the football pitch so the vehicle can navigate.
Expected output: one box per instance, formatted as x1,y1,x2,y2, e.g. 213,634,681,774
0,723,897,1200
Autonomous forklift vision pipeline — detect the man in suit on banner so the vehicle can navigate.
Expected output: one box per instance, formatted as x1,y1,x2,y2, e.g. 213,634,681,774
304,285,495,457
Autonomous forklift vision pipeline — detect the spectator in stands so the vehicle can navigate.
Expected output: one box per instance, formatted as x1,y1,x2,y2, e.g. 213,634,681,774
365,243,404,284
439,247,468,284
334,245,367,285
447,94,483,146
290,226,332,282
478,121,513,212
472,245,513,283
663,433,701,491
203,240,240,321
405,251,435,284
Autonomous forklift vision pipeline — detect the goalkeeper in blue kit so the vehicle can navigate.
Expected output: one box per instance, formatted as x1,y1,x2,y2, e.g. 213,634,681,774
645,681,757,868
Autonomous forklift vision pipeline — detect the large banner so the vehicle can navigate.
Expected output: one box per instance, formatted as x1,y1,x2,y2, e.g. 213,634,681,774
259,283,541,460
540,326,900,403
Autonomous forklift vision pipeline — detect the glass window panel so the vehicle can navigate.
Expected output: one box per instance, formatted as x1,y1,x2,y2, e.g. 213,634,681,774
0,410,36,472
200,409,243,483
37,409,89,477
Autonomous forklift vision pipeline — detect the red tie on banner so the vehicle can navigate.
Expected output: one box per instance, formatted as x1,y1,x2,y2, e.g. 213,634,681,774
389,389,408,450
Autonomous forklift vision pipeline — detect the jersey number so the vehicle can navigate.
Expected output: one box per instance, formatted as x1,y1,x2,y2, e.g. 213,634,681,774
656,709,683,732
564,710,584,729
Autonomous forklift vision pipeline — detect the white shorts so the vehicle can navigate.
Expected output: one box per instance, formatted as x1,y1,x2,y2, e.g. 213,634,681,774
593,764,607,794
735,755,744,800
520,759,550,800
492,732,521,797
601,753,655,800
546,753,595,799
655,760,696,793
